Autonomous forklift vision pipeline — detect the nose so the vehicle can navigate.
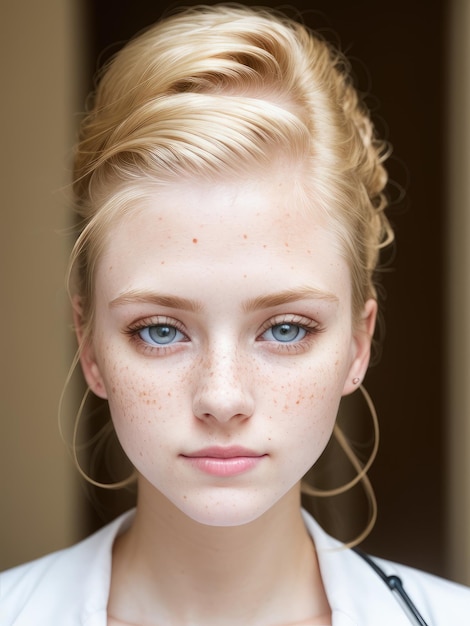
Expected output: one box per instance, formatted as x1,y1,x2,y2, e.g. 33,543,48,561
192,347,255,424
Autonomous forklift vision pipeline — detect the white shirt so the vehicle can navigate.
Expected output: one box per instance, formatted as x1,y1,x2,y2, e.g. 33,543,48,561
1,509,469,625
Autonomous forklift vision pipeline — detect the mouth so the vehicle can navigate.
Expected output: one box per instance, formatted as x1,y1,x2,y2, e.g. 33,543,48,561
181,446,267,477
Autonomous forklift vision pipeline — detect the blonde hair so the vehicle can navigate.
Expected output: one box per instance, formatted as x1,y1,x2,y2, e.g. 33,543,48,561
70,3,393,343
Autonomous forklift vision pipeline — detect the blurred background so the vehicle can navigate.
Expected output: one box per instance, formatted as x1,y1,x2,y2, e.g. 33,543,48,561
1,0,470,586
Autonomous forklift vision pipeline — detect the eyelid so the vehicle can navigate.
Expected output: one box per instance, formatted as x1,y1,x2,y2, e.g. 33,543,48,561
256,314,323,355
257,314,320,335
124,315,189,354
126,315,187,335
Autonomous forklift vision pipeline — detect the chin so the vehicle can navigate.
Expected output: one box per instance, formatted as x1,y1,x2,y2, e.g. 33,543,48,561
170,488,287,528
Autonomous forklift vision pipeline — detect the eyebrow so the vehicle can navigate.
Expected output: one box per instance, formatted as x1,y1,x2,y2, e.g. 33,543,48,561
109,290,204,312
242,286,339,313
109,286,338,313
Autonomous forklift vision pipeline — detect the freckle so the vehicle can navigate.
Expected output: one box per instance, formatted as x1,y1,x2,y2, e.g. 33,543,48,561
161,261,165,265
192,238,198,244
243,274,247,278
296,400,300,405
243,234,248,239
167,392,172,397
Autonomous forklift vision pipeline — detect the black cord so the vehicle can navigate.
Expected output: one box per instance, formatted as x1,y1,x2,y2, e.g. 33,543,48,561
353,548,430,626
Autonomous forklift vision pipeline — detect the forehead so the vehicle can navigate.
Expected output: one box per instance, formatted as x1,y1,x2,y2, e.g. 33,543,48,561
96,173,351,307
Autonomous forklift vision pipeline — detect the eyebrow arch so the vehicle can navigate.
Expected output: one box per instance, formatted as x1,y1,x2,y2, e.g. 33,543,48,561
243,286,339,313
110,286,338,314
109,290,204,313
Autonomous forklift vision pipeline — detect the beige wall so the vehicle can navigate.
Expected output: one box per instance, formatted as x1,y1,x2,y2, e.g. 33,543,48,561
0,0,85,569
447,0,470,586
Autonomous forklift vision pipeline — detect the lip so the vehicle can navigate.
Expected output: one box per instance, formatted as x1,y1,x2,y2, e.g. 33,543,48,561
181,446,266,477
183,446,262,459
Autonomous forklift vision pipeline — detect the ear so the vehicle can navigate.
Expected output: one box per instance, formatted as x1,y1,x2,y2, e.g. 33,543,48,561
72,295,108,400
342,298,377,396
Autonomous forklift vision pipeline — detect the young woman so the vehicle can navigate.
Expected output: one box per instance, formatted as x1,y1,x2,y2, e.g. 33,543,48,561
2,4,469,625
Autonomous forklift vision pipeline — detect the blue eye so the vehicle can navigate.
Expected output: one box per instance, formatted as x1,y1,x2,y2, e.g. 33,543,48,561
139,324,185,346
263,323,307,343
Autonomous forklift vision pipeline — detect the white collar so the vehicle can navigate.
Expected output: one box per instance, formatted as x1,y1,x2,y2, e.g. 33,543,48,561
79,508,408,625
301,509,410,625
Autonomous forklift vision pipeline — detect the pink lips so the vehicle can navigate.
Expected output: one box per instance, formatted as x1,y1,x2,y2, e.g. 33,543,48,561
181,446,265,477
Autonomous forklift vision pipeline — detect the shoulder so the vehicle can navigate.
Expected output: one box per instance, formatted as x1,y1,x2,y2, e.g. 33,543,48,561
1,510,134,626
301,509,470,625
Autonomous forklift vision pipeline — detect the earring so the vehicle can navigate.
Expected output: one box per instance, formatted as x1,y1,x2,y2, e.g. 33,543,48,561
301,384,379,545
72,387,137,490
352,377,361,385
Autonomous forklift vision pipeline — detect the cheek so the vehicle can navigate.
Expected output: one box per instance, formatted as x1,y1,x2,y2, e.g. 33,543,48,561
268,349,347,410
98,350,186,444
105,378,178,474
266,358,346,451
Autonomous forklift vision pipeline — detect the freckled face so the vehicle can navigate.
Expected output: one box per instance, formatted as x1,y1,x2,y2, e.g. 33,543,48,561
82,170,374,527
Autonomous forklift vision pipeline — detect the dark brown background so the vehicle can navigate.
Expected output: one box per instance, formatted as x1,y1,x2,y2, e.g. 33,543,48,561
80,0,449,578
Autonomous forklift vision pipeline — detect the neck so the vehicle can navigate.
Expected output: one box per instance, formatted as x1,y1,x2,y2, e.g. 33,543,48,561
109,482,329,626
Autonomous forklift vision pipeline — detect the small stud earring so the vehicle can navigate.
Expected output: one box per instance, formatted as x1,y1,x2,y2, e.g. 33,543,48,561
352,377,360,385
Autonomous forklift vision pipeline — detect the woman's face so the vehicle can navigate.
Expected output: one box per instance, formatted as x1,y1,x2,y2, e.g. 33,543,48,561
78,168,376,527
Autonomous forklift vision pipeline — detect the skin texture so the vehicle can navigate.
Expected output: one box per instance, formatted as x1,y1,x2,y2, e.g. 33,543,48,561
76,165,376,625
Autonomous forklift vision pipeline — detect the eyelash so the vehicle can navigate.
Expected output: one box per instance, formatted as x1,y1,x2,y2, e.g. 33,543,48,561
124,314,322,355
125,316,189,356
257,315,321,354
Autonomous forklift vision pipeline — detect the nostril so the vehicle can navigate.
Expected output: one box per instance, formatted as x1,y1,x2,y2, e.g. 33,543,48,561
192,351,255,423
192,382,254,424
